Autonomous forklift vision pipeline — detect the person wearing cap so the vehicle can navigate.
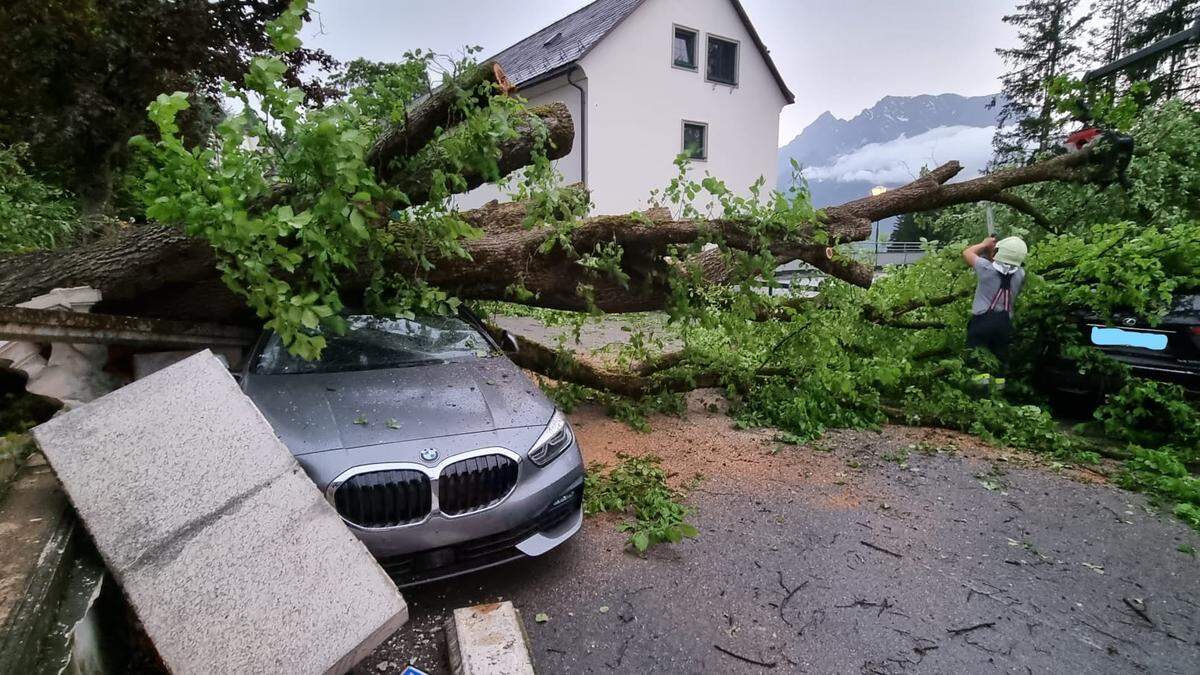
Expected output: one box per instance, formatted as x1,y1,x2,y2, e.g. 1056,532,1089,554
962,235,1028,390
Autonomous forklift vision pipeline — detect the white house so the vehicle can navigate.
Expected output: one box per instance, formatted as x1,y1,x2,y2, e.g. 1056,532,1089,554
457,0,794,215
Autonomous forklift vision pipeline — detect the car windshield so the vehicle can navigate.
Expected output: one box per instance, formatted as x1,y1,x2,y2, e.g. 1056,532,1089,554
254,314,493,375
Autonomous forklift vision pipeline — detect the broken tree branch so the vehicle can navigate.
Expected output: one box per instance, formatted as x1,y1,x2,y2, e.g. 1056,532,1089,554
366,61,507,183
988,191,1052,230
391,102,575,207
483,323,723,397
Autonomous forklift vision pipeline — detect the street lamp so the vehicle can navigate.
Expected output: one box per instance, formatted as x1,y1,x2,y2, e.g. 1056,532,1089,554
870,186,887,265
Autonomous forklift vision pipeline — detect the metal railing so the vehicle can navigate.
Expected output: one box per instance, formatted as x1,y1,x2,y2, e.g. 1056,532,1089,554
762,241,936,296
841,240,930,268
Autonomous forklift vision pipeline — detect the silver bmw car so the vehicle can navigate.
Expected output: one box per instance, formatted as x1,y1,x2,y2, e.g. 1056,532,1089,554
239,312,584,586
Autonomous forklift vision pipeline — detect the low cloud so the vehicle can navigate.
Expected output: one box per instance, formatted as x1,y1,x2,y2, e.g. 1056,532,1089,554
803,125,996,185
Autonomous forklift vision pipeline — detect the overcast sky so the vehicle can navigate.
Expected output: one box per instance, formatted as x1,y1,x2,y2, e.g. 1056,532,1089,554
302,0,1020,145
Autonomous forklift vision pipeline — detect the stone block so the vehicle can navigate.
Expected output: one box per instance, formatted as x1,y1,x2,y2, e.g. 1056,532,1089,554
445,601,534,675
33,351,406,674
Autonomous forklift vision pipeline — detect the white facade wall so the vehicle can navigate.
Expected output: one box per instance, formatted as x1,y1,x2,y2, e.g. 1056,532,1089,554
579,0,787,214
454,74,586,211
456,0,787,216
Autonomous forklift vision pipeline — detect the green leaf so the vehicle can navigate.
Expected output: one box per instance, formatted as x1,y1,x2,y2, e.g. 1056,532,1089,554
631,531,650,552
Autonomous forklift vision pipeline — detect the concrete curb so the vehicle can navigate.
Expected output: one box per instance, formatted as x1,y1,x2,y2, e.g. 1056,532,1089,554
445,602,535,675
0,459,76,675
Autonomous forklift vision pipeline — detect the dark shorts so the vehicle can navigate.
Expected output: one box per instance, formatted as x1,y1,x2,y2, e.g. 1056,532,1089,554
967,310,1013,363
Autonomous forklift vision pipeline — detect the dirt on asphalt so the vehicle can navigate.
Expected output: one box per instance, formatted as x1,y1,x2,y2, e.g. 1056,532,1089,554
360,393,1199,674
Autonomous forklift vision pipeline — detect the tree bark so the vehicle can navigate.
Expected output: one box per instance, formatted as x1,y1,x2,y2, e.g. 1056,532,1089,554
484,323,724,397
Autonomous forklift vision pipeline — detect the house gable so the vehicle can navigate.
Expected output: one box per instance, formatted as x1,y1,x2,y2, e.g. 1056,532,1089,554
573,0,791,213
490,0,791,103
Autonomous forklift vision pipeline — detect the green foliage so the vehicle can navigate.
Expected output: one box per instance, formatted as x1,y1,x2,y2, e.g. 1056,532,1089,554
542,381,684,432
1118,446,1200,529
132,2,561,359
1095,380,1200,456
0,145,82,253
584,454,698,552
331,57,433,130
1049,76,1150,132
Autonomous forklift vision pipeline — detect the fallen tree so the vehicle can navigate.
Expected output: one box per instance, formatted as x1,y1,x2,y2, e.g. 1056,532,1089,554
0,145,1108,321
0,3,1124,383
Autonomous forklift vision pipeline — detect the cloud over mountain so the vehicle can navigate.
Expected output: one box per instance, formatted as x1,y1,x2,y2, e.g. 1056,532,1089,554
778,93,1001,209
802,124,997,185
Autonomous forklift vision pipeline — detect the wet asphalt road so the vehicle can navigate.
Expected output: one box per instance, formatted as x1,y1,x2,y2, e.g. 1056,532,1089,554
360,435,1200,674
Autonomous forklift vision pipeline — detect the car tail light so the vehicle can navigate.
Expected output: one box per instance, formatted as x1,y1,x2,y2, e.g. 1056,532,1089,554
1191,326,1200,348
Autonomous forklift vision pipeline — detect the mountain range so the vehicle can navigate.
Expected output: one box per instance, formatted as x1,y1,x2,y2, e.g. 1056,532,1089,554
778,93,1002,213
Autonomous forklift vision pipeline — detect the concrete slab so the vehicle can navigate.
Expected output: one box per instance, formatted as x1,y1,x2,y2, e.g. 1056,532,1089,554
444,602,534,675
33,351,407,674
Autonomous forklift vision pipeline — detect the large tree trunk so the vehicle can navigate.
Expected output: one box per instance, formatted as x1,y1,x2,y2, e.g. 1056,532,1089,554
0,143,1101,321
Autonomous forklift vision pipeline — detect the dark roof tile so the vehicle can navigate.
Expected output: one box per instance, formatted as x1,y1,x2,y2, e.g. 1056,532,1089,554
490,0,645,88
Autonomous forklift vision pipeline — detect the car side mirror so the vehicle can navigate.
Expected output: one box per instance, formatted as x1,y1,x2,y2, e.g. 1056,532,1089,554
500,330,520,354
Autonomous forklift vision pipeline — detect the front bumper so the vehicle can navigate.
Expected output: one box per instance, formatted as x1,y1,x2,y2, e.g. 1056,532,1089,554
381,479,583,587
296,431,586,585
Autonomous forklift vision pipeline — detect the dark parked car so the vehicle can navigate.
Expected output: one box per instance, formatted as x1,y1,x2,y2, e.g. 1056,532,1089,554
239,312,584,586
1042,293,1200,399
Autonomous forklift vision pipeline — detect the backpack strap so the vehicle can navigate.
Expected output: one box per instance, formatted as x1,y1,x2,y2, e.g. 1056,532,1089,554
987,271,1015,313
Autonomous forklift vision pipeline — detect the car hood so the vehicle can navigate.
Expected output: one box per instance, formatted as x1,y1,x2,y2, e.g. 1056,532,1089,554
242,357,554,456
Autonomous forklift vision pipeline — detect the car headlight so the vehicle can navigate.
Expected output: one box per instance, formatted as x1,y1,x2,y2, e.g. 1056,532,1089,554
529,410,574,466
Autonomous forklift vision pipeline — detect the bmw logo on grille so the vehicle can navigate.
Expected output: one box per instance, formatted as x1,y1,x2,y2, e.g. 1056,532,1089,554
1122,317,1137,327
420,448,439,462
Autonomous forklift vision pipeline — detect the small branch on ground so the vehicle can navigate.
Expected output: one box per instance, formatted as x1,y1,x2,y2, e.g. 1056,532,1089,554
947,621,996,636
1123,597,1153,625
776,571,809,628
713,644,777,668
860,540,904,558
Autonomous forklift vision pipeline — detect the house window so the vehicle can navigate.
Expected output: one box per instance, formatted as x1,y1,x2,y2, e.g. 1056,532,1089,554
682,121,707,160
706,35,739,86
673,26,698,70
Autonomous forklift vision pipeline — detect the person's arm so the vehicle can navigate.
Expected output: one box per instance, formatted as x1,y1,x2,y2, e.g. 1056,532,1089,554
963,236,997,267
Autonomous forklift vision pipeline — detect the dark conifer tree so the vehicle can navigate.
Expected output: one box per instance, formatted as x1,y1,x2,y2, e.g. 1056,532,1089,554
1087,0,1145,92
1124,0,1200,100
993,1,1091,163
